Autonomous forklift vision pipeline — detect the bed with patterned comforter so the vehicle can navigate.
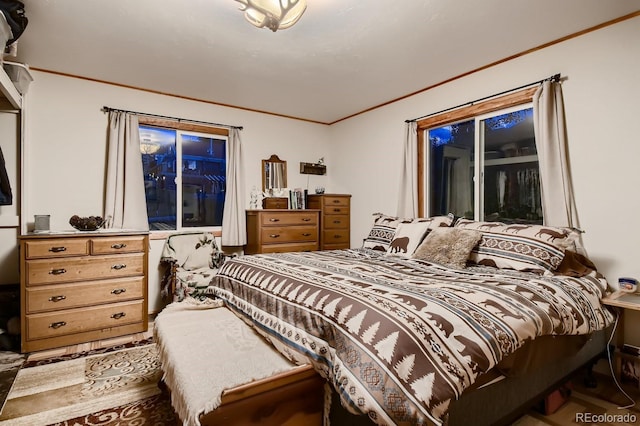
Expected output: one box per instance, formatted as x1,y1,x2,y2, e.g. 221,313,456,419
206,248,612,426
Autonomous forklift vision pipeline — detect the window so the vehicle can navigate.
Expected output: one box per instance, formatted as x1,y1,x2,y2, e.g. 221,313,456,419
138,118,228,231
418,87,542,224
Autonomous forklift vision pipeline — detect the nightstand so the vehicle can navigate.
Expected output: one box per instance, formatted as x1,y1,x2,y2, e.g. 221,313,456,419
601,291,640,380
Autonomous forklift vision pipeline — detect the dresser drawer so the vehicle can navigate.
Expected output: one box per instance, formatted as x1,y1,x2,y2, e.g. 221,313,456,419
260,211,318,226
324,205,350,215
323,214,349,229
26,277,145,314
25,300,145,340
320,196,350,208
91,236,147,255
261,226,318,243
25,253,145,286
322,229,350,246
262,197,289,209
24,238,90,259
260,242,318,253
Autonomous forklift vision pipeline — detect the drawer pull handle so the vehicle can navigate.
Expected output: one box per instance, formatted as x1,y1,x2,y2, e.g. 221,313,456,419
112,264,127,270
333,220,341,224
332,200,340,203
111,288,127,295
333,208,341,212
49,246,67,253
334,235,342,239
302,218,311,222
269,234,280,238
50,321,66,329
111,243,127,249
49,268,67,275
49,295,67,302
302,233,311,237
111,312,126,320
269,218,280,222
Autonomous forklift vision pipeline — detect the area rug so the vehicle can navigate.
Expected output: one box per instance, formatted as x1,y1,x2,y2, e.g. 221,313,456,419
0,341,177,425
0,351,25,414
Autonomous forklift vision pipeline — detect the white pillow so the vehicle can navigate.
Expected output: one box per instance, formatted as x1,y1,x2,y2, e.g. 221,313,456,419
386,222,431,257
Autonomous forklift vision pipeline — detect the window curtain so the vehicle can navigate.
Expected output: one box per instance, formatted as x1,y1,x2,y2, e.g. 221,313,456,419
532,80,579,228
104,111,149,230
221,127,247,246
397,121,418,218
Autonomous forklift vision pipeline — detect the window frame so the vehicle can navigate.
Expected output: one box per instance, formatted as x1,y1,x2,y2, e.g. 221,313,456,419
416,86,537,218
138,117,229,237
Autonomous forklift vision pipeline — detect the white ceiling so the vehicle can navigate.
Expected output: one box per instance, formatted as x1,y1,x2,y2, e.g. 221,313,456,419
13,0,640,124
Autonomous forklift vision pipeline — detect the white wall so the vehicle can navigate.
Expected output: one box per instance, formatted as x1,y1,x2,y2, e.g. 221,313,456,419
19,73,332,311
329,16,640,343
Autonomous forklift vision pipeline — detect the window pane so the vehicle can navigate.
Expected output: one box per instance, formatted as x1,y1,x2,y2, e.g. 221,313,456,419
428,120,475,218
481,108,541,223
181,134,226,228
140,126,177,231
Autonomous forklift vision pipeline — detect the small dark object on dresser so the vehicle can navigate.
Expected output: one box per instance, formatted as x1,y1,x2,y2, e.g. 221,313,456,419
69,215,105,231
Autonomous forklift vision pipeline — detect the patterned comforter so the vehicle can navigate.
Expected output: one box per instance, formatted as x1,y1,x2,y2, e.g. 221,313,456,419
206,248,612,425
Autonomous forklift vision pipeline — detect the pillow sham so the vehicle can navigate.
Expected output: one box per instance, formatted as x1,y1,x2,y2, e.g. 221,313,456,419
362,213,403,251
413,227,482,269
468,230,565,273
387,221,431,257
362,212,455,252
454,219,583,254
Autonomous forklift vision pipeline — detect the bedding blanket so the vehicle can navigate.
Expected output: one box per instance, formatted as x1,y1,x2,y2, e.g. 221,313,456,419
207,248,612,425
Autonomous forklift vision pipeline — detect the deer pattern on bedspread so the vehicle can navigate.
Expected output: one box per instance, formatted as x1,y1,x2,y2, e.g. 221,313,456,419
206,248,612,426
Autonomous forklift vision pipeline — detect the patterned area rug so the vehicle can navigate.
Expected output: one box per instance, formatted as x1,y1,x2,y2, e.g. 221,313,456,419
0,340,177,425
0,351,25,414
1,337,638,425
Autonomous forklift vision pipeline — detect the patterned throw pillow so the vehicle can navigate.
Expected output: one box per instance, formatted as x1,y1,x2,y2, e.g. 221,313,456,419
386,222,431,257
454,219,567,273
454,219,582,253
362,213,455,252
413,227,482,269
362,213,403,251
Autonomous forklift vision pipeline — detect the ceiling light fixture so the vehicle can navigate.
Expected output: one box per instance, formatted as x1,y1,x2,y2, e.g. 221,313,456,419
235,0,307,32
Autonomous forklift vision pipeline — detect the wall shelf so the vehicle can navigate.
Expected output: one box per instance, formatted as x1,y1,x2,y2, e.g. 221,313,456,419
300,162,326,175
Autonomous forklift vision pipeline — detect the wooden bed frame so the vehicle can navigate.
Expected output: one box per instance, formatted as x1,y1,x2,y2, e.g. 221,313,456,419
159,329,608,426
199,364,324,426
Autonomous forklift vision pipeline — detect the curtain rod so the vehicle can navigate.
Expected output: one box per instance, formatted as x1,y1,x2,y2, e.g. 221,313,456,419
101,106,243,130
405,73,561,123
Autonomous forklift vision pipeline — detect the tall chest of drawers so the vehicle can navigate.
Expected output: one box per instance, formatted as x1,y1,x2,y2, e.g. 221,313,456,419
19,231,149,353
245,209,320,254
307,194,351,250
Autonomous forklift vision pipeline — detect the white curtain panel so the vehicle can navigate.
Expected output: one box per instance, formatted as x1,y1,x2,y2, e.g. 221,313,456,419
397,121,418,218
104,111,149,230
533,80,579,228
222,127,247,246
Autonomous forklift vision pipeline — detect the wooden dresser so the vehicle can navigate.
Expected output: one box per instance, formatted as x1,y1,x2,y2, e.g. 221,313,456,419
245,210,320,254
19,231,149,353
307,194,351,250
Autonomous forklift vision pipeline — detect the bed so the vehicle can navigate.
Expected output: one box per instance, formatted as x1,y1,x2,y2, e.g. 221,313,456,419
203,214,614,425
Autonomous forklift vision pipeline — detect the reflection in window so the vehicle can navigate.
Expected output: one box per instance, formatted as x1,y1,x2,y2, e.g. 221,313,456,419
139,125,226,231
427,107,541,223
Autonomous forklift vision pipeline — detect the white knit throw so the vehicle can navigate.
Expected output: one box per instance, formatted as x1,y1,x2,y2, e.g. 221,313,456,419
153,299,297,426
